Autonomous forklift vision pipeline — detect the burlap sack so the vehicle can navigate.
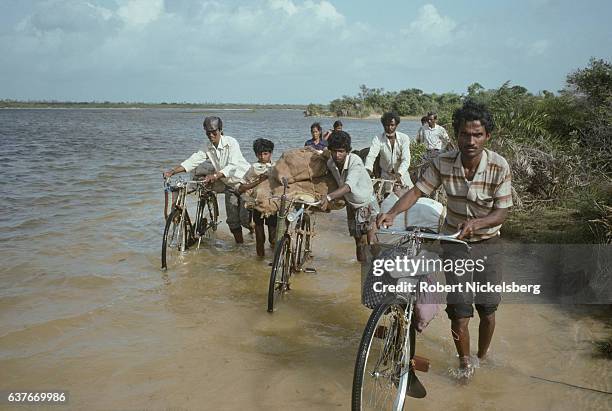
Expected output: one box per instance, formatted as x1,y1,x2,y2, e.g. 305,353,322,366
244,174,344,215
270,147,330,184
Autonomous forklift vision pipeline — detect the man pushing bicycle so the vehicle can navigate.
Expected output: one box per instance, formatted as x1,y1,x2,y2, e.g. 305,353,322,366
376,100,513,379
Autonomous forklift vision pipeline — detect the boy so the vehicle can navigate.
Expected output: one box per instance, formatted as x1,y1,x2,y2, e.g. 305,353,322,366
320,131,379,262
239,138,277,257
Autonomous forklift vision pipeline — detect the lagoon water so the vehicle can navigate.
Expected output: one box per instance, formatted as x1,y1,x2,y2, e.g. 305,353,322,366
0,108,609,410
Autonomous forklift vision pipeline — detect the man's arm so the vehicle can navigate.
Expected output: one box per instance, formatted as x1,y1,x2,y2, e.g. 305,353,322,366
319,184,351,211
457,208,509,239
164,150,208,177
364,136,381,174
238,174,267,193
396,137,411,180
219,140,247,180
376,186,423,227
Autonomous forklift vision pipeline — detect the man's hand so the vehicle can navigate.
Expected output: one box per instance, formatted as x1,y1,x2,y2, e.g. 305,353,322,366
376,212,396,229
203,172,221,184
259,174,268,182
163,169,175,178
458,219,480,240
319,194,330,211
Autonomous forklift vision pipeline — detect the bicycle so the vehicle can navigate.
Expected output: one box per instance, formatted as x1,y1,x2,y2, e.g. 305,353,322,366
371,178,402,205
352,227,469,411
267,178,320,313
161,176,220,270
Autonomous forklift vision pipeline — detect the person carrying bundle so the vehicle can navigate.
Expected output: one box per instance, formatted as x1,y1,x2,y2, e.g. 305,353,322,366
239,139,277,257
320,131,379,262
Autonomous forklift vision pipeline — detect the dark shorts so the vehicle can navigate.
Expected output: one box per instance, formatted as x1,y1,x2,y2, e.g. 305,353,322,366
252,210,277,227
442,236,503,320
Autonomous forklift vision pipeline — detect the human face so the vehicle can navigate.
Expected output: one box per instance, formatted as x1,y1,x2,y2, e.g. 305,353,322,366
457,120,490,160
334,124,342,132
311,127,321,140
330,148,348,168
384,118,397,136
427,115,436,128
205,128,221,146
256,151,272,164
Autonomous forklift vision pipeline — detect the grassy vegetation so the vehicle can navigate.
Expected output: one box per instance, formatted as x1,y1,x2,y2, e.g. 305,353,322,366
315,58,612,244
0,99,305,110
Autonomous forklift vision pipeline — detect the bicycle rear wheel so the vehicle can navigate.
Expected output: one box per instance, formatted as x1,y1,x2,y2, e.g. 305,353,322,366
161,207,194,270
293,213,311,270
267,235,291,312
352,295,417,411
196,192,219,238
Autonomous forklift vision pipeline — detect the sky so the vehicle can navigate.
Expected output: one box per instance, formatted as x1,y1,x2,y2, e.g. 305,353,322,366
0,0,610,104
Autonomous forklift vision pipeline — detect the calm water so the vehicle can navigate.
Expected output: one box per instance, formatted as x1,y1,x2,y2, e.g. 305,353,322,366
0,109,609,410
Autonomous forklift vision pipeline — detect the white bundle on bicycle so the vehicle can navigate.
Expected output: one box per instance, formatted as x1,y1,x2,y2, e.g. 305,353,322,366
380,193,446,233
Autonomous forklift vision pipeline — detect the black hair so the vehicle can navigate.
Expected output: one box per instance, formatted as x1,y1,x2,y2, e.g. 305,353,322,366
452,100,495,135
327,130,352,151
333,120,343,128
252,138,274,154
427,112,437,119
421,115,428,123
203,116,223,131
310,122,322,133
380,112,401,126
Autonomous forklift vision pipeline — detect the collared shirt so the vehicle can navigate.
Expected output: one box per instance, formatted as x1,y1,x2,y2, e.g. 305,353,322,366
304,138,328,151
415,149,513,242
416,124,449,150
327,153,374,208
180,135,250,186
364,131,413,188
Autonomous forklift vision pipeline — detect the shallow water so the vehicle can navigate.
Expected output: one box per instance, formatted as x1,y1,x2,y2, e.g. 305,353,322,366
0,109,609,410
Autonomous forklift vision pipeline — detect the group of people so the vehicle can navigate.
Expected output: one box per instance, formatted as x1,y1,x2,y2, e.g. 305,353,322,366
163,100,513,377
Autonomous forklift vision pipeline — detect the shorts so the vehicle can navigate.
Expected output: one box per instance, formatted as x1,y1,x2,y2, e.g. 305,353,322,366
252,210,277,227
346,198,380,238
442,236,503,320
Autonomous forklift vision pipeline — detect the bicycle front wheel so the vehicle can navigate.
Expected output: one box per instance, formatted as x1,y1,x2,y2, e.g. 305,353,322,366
293,213,311,270
267,235,291,312
352,295,416,411
161,207,194,270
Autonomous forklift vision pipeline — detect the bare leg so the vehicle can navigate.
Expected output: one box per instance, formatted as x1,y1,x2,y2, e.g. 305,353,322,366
267,224,276,248
477,313,496,359
451,318,471,367
231,228,244,244
255,223,265,257
354,235,367,262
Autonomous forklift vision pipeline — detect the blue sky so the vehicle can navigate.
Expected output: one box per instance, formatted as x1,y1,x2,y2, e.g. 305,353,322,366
1,0,610,104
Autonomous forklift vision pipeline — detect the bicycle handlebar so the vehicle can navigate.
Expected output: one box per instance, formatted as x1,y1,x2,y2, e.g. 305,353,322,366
376,228,471,249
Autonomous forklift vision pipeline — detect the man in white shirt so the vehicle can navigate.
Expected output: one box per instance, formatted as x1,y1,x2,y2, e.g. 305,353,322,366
364,112,414,189
163,116,251,243
416,111,450,154
320,131,379,262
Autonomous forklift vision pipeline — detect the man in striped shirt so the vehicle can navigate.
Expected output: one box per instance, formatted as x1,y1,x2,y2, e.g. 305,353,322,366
377,100,512,377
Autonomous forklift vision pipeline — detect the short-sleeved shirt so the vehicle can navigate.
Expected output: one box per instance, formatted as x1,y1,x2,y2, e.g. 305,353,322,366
305,138,328,151
415,149,513,241
416,124,449,150
327,153,374,208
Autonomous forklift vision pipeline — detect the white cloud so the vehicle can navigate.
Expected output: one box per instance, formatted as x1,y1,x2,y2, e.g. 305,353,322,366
403,4,457,45
117,0,164,26
528,39,549,56
268,0,298,16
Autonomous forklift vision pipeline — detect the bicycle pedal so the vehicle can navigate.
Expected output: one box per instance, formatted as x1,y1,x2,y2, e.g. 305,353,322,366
411,356,430,373
303,267,317,273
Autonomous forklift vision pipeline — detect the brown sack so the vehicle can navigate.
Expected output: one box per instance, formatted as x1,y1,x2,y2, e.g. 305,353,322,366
245,174,344,215
270,147,330,184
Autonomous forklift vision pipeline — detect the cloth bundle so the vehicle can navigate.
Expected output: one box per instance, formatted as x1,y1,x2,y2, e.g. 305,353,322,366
269,147,330,184
244,147,343,215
